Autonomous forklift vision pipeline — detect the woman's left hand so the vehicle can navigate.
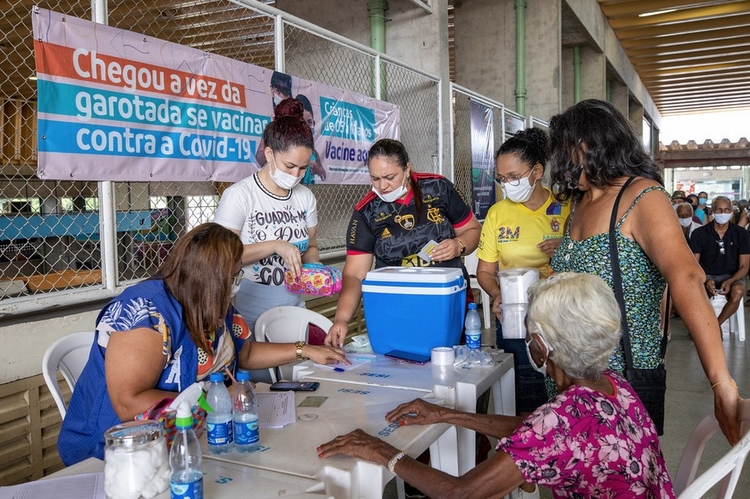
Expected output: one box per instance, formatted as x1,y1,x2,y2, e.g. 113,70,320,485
303,344,350,366
317,429,397,464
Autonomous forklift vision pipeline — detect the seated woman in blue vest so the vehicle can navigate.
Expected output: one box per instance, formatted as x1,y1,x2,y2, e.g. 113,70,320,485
59,222,346,466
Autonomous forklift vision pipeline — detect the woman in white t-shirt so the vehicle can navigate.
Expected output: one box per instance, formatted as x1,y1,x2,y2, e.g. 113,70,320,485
213,99,319,331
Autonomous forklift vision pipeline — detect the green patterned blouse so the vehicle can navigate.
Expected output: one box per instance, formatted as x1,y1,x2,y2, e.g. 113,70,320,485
551,186,668,371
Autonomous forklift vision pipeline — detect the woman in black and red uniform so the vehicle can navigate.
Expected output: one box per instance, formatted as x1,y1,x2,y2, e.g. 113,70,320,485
325,138,481,348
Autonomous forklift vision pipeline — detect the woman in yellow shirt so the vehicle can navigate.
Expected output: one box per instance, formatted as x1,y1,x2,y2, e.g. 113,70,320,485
476,127,569,414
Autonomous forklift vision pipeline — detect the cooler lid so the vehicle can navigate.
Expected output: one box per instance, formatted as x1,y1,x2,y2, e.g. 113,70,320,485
364,266,463,284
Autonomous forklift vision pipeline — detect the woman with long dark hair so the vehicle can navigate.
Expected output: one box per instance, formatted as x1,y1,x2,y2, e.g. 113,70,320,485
548,99,741,443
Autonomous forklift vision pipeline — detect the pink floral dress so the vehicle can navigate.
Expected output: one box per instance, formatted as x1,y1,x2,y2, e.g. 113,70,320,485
496,371,675,498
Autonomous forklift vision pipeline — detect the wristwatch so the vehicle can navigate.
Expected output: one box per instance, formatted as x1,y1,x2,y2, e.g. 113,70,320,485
295,341,306,360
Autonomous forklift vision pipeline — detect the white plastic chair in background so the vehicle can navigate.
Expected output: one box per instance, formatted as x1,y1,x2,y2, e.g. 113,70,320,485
711,294,746,341
254,306,333,382
42,331,95,419
674,398,750,498
463,250,492,330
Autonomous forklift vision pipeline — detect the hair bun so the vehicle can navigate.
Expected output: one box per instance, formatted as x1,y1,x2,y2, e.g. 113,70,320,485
274,98,304,120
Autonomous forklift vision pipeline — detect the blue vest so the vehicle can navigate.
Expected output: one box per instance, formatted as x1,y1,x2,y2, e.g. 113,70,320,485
58,279,237,465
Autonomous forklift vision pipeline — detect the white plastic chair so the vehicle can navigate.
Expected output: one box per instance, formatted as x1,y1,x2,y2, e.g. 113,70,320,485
463,250,492,329
674,398,750,498
254,306,333,382
42,331,95,419
711,294,746,341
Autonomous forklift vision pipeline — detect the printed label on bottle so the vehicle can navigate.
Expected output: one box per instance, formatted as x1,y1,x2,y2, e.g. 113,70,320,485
234,417,260,445
207,420,233,446
170,476,203,499
466,333,481,350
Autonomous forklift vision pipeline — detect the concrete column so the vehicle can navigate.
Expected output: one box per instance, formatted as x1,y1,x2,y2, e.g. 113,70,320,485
629,100,644,137
524,0,562,118
609,80,629,118
580,45,606,101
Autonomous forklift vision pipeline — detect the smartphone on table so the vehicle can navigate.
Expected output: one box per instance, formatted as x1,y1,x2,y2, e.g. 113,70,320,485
269,381,320,391
385,350,431,365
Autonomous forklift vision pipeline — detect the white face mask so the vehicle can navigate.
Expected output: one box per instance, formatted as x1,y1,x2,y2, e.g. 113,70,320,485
502,172,537,203
231,282,241,297
678,217,692,228
525,326,553,375
272,94,283,108
373,174,409,203
270,157,303,190
714,213,733,225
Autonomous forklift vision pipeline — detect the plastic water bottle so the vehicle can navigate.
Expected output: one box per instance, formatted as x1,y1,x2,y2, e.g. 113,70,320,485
233,370,260,453
465,302,482,350
205,371,233,454
169,401,203,499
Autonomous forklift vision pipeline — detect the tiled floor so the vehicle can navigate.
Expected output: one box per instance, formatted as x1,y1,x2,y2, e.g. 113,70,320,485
384,311,750,498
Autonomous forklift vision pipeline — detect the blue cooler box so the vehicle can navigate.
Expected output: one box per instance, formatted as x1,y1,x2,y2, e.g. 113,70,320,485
362,267,467,356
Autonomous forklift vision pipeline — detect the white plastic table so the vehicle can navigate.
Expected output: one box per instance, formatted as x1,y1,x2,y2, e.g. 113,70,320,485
293,349,515,474
202,381,456,499
17,457,330,499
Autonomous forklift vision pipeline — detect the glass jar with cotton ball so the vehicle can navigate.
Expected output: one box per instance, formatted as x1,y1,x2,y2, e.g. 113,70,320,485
103,420,170,499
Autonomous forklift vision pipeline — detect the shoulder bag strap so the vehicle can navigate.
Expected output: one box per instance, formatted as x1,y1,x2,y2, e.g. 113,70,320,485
608,177,637,369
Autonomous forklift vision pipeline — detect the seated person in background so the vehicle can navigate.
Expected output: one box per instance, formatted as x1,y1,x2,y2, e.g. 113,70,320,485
676,202,702,243
59,223,346,466
318,272,675,499
690,196,750,327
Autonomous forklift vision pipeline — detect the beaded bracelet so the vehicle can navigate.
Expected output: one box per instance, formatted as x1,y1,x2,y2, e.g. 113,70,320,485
711,379,739,390
388,451,406,473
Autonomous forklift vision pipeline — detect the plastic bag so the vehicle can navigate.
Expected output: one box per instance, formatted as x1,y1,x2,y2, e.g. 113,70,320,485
453,345,494,368
343,334,373,353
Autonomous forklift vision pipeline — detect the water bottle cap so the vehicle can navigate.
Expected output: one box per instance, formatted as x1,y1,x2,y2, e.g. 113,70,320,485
236,369,251,382
209,372,224,382
468,303,477,310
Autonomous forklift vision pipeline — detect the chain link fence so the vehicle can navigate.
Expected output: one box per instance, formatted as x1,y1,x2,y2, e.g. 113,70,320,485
0,0,514,315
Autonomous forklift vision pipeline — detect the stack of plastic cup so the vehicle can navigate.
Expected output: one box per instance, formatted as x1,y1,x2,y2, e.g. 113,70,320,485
498,268,540,339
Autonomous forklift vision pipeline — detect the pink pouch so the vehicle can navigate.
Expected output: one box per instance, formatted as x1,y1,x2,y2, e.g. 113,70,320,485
135,397,207,450
284,263,342,297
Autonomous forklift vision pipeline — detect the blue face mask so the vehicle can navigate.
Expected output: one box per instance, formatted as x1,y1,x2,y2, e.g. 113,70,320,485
699,198,707,206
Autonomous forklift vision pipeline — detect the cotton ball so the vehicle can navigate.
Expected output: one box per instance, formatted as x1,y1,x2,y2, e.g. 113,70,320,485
141,462,170,498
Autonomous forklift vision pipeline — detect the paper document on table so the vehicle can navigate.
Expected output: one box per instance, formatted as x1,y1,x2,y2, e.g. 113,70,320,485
257,391,296,428
0,472,104,499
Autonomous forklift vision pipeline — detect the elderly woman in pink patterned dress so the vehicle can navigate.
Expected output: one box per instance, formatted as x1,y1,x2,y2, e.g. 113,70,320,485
317,272,675,499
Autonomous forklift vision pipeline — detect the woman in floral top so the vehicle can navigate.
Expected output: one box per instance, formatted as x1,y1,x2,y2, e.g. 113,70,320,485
60,223,346,466
317,272,674,498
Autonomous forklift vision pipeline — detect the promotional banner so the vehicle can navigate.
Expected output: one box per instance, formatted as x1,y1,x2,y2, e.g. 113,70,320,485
32,8,400,184
469,99,495,220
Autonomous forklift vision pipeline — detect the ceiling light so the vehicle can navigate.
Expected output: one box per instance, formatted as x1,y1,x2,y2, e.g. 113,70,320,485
639,8,676,17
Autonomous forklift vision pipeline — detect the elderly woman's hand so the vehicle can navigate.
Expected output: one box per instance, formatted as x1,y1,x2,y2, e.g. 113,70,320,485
386,398,449,427
713,382,741,445
317,429,398,465
303,344,350,366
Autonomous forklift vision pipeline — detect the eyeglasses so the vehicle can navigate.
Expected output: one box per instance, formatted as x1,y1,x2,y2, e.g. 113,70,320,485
717,240,725,255
495,167,533,187
232,269,244,286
